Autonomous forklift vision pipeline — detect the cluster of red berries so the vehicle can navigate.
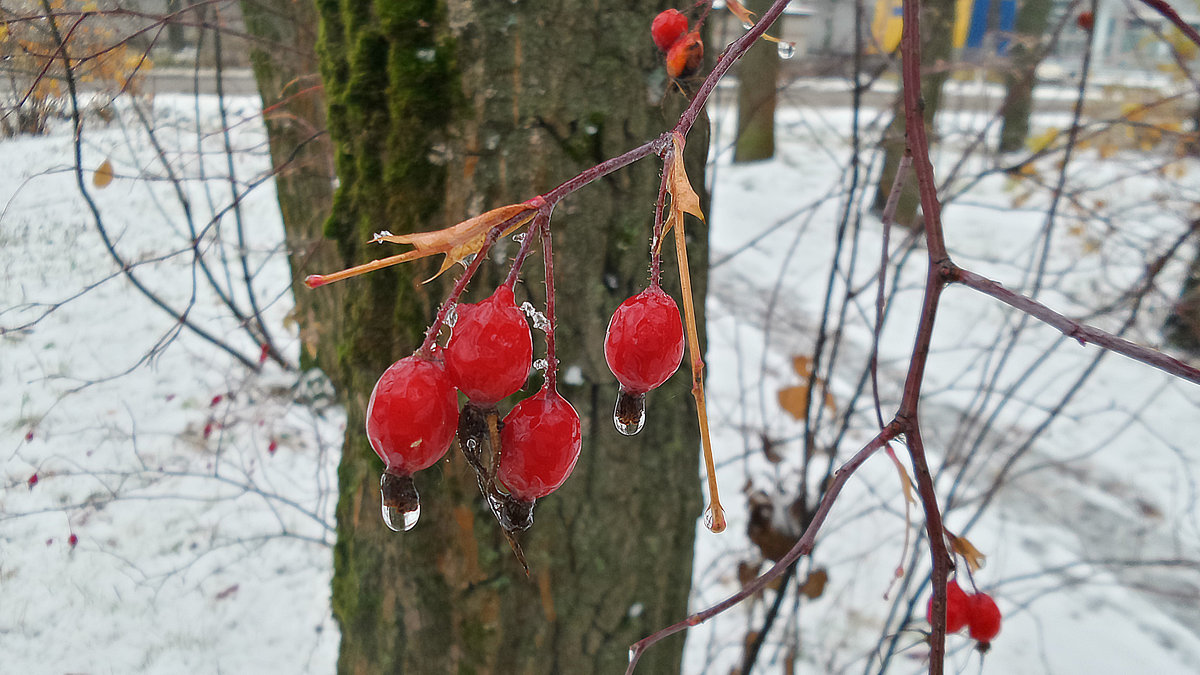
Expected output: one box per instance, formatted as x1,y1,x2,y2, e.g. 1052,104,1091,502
652,9,704,79
365,280,685,533
926,579,1002,650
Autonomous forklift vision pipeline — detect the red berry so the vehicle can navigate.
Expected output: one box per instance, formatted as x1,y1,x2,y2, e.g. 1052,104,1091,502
68,533,78,548
210,395,223,407
604,286,685,394
24,430,34,442
497,386,582,500
1077,11,1094,31
268,439,278,455
444,285,533,406
259,343,271,364
665,32,704,79
966,592,1002,644
652,9,689,52
27,473,38,488
926,579,970,633
366,354,460,475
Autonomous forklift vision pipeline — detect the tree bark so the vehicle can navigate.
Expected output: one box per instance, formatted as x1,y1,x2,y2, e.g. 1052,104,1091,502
734,0,778,162
246,0,707,672
1166,234,1200,356
871,0,956,227
998,0,1053,154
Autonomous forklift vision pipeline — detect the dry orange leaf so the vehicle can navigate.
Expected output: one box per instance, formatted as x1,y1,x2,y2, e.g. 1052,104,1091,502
799,568,828,599
792,354,813,377
726,0,757,27
371,203,535,280
950,533,987,572
777,383,836,420
93,159,114,188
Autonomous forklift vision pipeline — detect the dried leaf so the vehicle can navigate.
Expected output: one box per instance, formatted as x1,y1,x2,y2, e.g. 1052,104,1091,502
777,385,810,420
950,534,987,572
726,0,757,27
737,560,761,589
659,133,705,251
747,491,798,562
372,203,535,281
1026,127,1059,154
799,568,828,599
792,354,813,377
93,159,114,188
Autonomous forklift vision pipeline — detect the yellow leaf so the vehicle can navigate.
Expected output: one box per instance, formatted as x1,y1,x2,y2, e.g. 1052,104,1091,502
1026,127,1059,154
950,534,987,571
1097,142,1118,160
93,159,114,188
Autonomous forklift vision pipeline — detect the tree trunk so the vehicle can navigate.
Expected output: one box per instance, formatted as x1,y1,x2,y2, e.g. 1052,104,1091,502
734,0,778,162
247,1,706,672
1166,233,1200,356
871,0,956,227
998,0,1053,154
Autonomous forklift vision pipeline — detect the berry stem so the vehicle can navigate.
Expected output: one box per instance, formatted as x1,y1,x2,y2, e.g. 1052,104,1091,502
536,212,559,389
418,229,503,357
668,144,724,534
504,207,544,289
649,166,670,288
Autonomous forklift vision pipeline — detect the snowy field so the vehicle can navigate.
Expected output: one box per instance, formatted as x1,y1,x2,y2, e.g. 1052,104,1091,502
4,88,1200,674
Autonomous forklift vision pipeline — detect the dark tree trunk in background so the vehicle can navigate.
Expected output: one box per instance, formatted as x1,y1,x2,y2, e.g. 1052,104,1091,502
998,0,1053,154
247,0,707,672
734,0,778,162
1166,233,1200,356
871,0,956,227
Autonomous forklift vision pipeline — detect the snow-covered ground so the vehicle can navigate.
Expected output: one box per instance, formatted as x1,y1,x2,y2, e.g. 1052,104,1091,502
3,87,1200,674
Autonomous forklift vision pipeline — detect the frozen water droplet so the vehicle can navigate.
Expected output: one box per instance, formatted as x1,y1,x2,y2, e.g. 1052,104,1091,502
613,389,646,436
742,20,754,30
458,253,477,269
703,504,727,533
533,358,549,372
520,302,551,331
380,471,421,532
466,438,477,451
628,648,637,664
512,232,526,244
383,501,421,531
443,303,458,327
777,41,796,60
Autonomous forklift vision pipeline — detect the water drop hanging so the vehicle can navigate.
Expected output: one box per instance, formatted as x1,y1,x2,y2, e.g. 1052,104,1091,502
741,20,754,30
777,41,796,60
380,471,421,532
613,389,646,436
703,504,727,533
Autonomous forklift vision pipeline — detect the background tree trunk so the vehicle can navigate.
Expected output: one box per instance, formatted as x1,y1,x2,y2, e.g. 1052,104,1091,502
248,1,707,672
871,0,955,227
998,0,1053,153
1166,232,1200,356
734,0,778,162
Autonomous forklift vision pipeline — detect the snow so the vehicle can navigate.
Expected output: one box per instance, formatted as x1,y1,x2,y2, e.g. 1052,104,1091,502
3,84,1200,674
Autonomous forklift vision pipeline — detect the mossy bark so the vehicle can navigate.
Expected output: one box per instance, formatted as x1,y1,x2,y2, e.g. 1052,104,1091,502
248,0,707,672
998,0,1053,154
871,0,956,228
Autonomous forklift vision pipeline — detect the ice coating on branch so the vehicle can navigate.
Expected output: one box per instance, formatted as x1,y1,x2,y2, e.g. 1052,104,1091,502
520,301,550,331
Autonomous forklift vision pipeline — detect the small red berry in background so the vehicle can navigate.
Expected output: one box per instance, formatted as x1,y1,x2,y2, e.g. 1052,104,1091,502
926,579,970,633
366,354,460,475
24,429,34,442
203,422,214,439
68,533,78,549
444,284,533,406
666,32,705,79
651,9,689,52
1077,11,1094,31
966,591,1002,646
497,385,582,501
268,439,278,455
27,473,38,489
604,286,685,394
258,342,271,364
210,394,223,407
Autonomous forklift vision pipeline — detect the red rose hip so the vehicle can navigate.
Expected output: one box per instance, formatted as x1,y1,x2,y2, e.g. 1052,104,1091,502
926,579,970,633
604,285,685,394
966,592,1002,645
497,385,582,501
651,9,689,52
444,284,533,406
366,354,459,475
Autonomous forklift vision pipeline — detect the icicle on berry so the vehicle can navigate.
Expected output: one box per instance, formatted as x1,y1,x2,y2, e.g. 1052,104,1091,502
604,286,685,435
966,591,1002,647
497,384,582,507
444,284,533,406
926,579,970,633
665,32,704,79
366,354,459,531
651,9,689,52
